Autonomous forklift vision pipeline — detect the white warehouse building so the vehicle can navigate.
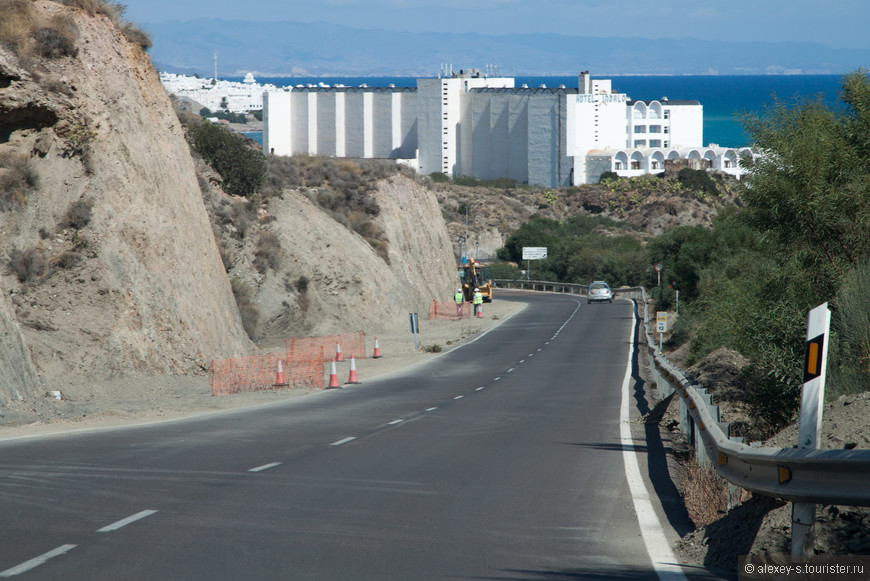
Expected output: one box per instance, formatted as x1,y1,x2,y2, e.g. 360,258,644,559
263,69,750,186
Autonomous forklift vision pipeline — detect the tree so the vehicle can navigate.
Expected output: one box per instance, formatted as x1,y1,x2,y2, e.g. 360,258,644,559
739,69,870,299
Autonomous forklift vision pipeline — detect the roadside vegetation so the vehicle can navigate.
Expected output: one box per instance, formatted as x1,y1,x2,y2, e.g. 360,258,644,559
497,70,870,437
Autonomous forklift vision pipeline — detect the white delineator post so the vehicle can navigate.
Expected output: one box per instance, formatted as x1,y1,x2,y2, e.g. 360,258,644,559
792,303,831,558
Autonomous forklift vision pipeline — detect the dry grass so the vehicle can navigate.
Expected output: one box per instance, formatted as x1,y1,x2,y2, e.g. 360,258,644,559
0,152,39,211
263,155,406,261
253,231,282,274
230,278,259,340
0,0,39,60
682,457,729,528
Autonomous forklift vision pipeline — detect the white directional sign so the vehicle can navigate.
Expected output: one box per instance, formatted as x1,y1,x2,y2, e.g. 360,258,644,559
522,247,547,260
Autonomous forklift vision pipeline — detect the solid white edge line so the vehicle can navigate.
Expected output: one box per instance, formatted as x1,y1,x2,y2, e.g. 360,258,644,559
97,509,158,533
0,544,77,577
331,436,357,446
619,311,689,581
249,462,282,472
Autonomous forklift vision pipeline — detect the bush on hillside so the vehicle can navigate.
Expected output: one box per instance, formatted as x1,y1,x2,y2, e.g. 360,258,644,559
33,16,79,58
253,231,282,274
187,121,265,197
7,245,50,283
62,198,93,230
677,167,719,198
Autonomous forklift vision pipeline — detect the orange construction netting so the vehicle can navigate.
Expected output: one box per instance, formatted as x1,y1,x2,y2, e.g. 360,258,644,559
428,299,470,320
208,347,325,395
287,331,367,361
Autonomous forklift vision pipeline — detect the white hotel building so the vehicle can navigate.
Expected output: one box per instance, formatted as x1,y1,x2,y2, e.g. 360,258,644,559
260,69,750,186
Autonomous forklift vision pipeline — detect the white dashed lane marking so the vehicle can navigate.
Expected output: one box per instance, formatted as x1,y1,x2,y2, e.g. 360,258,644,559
249,462,282,473
97,510,158,533
0,544,77,578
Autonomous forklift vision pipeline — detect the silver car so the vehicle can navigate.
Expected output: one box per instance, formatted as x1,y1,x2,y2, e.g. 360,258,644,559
587,281,613,303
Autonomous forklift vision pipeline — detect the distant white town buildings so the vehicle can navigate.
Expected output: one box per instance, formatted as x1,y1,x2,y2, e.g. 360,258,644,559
161,69,751,186
160,71,281,114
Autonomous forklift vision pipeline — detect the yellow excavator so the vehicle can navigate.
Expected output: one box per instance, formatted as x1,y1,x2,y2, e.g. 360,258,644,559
459,259,493,303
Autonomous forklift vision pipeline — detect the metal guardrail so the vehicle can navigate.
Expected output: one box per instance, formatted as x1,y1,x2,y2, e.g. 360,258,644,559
499,281,870,507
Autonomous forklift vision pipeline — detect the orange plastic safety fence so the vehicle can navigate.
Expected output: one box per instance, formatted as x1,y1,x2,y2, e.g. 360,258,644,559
286,331,367,361
208,348,325,395
428,299,470,320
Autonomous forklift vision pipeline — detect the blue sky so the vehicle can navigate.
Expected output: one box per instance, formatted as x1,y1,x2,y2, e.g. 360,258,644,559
125,0,870,50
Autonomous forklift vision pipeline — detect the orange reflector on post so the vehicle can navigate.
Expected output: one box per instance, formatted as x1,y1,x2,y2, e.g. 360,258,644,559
803,334,825,383
718,453,728,466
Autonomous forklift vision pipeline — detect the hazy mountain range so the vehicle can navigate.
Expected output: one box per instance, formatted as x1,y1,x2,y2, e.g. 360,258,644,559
146,18,870,77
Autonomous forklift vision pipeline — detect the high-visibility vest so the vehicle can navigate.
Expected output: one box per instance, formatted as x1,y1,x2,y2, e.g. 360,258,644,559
473,292,483,305
454,292,463,304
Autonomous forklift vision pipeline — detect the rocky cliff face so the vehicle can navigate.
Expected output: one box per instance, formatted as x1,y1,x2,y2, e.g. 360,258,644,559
0,2,458,400
0,2,254,397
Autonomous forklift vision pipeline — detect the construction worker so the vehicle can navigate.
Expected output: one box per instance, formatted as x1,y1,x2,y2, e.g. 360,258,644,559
454,288,464,317
473,287,483,317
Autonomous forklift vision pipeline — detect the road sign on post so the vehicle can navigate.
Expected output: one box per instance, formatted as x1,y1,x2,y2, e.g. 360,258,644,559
522,247,547,260
792,302,831,559
522,247,547,280
656,311,667,350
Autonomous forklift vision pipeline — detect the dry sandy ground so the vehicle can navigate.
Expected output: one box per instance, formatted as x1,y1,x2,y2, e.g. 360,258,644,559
0,297,527,440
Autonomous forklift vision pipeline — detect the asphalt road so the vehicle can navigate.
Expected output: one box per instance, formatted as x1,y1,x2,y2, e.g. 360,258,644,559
0,292,724,580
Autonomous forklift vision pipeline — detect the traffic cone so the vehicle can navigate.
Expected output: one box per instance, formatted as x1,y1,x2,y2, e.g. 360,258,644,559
335,342,343,362
477,305,483,318
327,359,340,388
346,355,360,384
274,359,288,387
372,336,382,358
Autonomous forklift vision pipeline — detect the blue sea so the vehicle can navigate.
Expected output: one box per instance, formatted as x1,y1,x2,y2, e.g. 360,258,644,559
238,74,846,148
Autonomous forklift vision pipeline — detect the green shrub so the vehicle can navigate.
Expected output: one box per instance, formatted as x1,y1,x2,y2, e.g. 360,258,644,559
829,261,870,398
485,262,522,280
187,121,265,197
677,167,719,198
